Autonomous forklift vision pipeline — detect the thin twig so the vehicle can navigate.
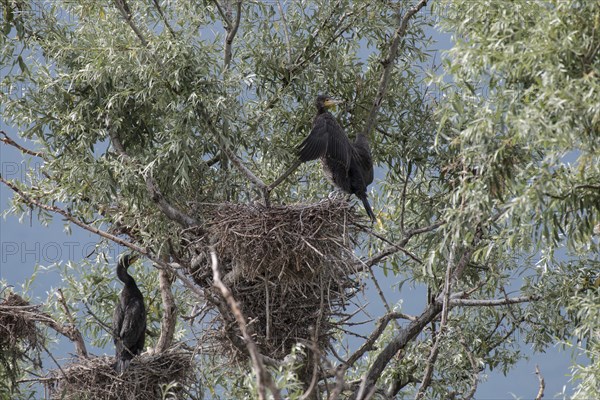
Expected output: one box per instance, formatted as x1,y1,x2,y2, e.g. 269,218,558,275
151,0,176,38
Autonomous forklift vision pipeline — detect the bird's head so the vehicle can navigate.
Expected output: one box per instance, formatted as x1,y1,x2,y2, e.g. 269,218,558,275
118,253,140,270
315,95,340,112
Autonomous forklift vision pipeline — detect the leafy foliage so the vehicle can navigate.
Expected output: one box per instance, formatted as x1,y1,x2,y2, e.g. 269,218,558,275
1,0,598,399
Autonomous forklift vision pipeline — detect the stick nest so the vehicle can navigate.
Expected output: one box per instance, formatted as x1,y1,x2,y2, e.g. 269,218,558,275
44,352,193,400
186,199,365,361
0,292,42,351
0,291,44,389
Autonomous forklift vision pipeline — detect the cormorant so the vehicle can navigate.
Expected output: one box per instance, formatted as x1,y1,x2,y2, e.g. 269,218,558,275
297,95,376,221
112,253,146,373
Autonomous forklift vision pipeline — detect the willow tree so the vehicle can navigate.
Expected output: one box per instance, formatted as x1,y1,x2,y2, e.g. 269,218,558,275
1,0,598,399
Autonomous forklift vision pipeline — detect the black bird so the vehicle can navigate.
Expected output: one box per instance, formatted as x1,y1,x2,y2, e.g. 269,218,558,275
112,253,146,373
297,95,376,221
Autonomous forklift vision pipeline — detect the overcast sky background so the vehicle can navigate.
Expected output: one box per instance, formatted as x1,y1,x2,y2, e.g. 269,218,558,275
0,4,586,398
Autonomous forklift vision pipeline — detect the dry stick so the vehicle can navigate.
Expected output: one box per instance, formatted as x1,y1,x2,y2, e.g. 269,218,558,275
362,0,430,140
57,289,88,358
1,130,45,158
209,247,282,400
535,365,545,400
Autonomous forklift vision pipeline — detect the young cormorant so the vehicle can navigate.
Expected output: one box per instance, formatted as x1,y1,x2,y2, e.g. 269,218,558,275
112,253,146,373
297,95,376,221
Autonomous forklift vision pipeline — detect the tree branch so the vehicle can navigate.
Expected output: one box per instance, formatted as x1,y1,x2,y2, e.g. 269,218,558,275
362,0,429,139
1,130,44,158
415,243,455,399
353,301,443,400
154,268,177,353
108,129,199,228
114,0,149,47
56,289,88,358
450,295,539,307
151,0,176,38
535,365,545,400
360,221,444,268
276,0,292,64
223,1,242,70
210,247,282,400
0,174,147,255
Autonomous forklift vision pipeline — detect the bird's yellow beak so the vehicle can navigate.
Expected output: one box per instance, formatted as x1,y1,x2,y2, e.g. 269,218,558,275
129,254,140,264
323,98,340,109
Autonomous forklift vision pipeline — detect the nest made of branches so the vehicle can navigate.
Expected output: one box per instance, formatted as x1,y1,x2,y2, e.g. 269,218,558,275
186,199,366,361
0,292,45,389
0,292,42,351
43,352,193,400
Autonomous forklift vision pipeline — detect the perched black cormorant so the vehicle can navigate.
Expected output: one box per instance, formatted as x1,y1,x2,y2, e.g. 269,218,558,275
297,95,376,221
112,253,146,373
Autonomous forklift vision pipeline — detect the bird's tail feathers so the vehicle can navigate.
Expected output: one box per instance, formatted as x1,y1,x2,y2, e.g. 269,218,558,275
360,195,376,222
114,358,130,374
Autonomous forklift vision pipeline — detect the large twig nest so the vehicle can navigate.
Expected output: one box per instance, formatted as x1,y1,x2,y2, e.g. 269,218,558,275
186,199,366,361
43,352,193,400
0,292,44,388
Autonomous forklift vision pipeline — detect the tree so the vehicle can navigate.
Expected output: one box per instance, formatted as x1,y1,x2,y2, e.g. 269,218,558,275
1,0,598,399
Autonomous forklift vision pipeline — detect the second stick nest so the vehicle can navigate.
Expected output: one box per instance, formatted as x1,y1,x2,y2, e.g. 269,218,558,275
187,199,365,361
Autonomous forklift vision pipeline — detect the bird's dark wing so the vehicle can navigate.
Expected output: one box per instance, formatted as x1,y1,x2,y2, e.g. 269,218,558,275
298,113,351,168
119,298,146,354
112,302,125,346
353,134,374,186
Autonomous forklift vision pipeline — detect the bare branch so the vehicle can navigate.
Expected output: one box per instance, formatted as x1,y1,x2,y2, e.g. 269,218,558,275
154,268,177,353
1,130,44,158
56,289,88,358
450,295,539,307
210,247,282,400
223,1,242,69
222,146,267,190
535,365,545,400
344,311,416,371
362,0,429,139
360,221,444,268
